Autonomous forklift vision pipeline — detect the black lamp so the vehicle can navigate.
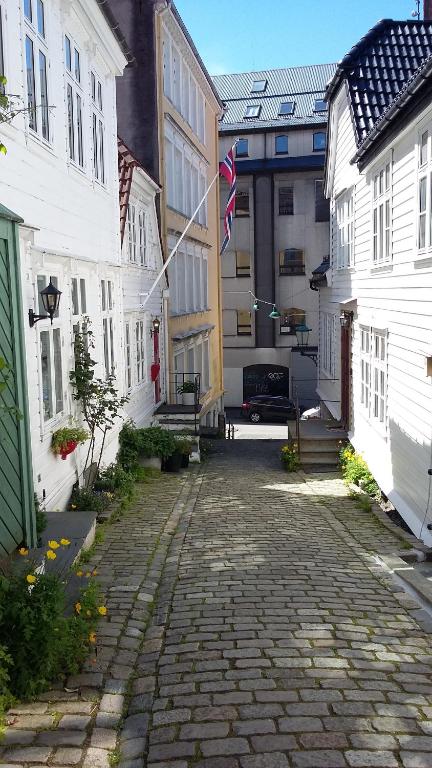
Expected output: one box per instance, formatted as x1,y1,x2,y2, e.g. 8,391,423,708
29,280,62,327
151,317,161,337
295,323,312,347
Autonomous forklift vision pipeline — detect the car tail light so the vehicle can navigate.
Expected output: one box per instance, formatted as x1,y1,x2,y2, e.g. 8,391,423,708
242,402,250,409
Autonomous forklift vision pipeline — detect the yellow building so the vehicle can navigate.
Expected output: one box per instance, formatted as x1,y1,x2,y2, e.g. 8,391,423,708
155,3,225,432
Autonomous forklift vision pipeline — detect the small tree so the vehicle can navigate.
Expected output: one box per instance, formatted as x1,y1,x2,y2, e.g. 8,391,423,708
69,323,128,486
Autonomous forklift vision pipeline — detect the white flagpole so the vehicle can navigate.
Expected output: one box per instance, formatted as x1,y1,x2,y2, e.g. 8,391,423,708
141,141,237,311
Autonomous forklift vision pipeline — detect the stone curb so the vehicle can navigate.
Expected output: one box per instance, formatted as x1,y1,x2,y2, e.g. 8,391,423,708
378,553,432,612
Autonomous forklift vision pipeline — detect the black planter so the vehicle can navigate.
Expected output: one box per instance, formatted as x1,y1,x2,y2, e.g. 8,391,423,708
163,451,183,473
181,453,190,468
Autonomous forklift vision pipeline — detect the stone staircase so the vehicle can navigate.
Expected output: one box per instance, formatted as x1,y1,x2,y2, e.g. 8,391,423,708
153,403,201,434
290,419,346,470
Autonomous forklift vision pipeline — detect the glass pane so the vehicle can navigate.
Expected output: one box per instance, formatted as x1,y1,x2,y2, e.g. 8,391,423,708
275,135,288,154
39,50,49,140
421,130,428,165
91,72,96,101
80,279,86,313
37,274,46,314
65,36,71,71
103,318,109,378
109,318,114,373
40,330,52,420
0,8,4,84
98,120,104,183
93,113,99,178
24,0,32,21
67,83,74,160
101,280,106,311
74,49,80,82
76,93,83,166
71,278,79,315
235,139,248,157
279,186,293,215
25,36,36,131
53,328,63,414
49,275,59,318
385,163,390,191
37,0,44,36
313,132,326,151
107,281,113,310
97,81,102,111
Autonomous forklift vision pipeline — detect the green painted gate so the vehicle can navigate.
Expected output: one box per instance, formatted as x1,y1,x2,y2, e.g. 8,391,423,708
0,205,35,557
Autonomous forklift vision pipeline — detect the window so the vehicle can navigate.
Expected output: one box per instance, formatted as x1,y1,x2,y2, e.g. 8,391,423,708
127,203,137,263
335,191,354,269
314,99,327,112
91,71,105,183
237,310,252,335
64,36,84,167
372,161,392,263
279,186,294,215
279,101,294,115
40,328,63,421
71,277,86,316
235,191,249,217
275,135,288,154
418,129,432,250
315,179,330,222
24,0,49,140
313,131,326,151
164,126,207,223
101,279,114,378
236,139,248,157
236,251,251,277
279,249,304,275
244,105,261,119
251,79,267,92
321,313,335,378
168,241,208,315
0,5,5,84
125,322,131,390
280,308,305,335
202,339,210,391
136,320,145,383
360,327,387,430
138,210,147,265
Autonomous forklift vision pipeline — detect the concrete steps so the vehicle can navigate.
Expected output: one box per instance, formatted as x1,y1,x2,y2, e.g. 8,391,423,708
299,433,342,468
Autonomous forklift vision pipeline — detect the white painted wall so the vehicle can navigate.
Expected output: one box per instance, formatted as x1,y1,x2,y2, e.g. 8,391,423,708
323,84,432,545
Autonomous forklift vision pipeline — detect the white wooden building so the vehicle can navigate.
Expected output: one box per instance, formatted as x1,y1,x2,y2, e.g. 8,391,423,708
319,17,432,545
0,0,157,511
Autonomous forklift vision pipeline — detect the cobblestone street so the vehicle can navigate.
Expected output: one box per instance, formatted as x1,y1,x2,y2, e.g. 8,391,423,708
3,440,432,768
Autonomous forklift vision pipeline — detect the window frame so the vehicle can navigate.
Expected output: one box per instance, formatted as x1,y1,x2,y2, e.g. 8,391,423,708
235,138,248,158
417,126,432,253
279,186,294,216
314,99,327,112
321,312,336,379
279,248,305,276
315,179,330,222
235,190,250,217
235,250,251,277
335,189,354,270
275,135,288,155
91,70,105,185
244,104,261,119
36,272,64,428
280,307,305,335
251,79,267,93
359,326,388,433
279,101,295,116
64,34,84,169
237,309,252,336
313,131,327,151
101,278,115,379
24,0,50,142
371,159,392,265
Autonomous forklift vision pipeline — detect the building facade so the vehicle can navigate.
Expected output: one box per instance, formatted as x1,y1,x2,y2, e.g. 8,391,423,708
0,0,130,513
110,0,225,432
321,18,432,545
213,65,336,407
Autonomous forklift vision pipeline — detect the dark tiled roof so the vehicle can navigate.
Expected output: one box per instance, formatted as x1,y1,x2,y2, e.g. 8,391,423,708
312,256,330,275
327,19,432,148
213,63,337,131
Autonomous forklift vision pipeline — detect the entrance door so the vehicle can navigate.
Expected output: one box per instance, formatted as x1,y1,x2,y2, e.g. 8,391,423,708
0,208,35,556
340,324,351,428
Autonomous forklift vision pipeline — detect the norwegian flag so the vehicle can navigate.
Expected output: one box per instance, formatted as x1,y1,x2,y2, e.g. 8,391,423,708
219,148,236,254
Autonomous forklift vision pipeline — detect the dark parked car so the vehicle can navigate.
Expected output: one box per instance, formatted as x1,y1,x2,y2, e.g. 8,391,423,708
240,395,299,423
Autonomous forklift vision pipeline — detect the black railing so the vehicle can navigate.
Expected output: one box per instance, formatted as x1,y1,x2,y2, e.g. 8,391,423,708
171,372,201,409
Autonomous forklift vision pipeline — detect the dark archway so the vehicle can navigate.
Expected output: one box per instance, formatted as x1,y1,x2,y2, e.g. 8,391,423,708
243,364,290,401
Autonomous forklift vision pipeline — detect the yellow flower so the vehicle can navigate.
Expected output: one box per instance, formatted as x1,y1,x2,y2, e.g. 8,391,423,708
46,550,57,560
97,606,107,616
92,569,98,576
76,570,83,577
60,538,70,546
89,632,97,644
85,572,91,578
75,602,81,614
26,574,36,584
18,547,29,556
71,504,77,510
48,540,60,549
86,610,91,617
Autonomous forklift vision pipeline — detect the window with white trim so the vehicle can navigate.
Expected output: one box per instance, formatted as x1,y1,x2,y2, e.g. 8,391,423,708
24,0,49,140
418,128,432,250
37,273,63,422
0,4,5,85
64,35,84,167
162,27,206,144
168,241,208,315
125,321,132,391
321,312,335,378
136,320,145,383
164,125,207,224
372,161,391,263
71,277,87,317
335,190,354,269
359,326,387,430
91,71,105,183
101,279,114,378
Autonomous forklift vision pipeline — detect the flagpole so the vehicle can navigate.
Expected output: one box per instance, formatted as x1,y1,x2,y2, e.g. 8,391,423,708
140,140,237,311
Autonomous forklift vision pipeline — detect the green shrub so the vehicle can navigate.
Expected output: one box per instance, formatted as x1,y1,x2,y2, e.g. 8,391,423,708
94,463,135,497
69,487,111,513
280,443,300,472
118,424,176,470
173,434,193,455
339,443,380,497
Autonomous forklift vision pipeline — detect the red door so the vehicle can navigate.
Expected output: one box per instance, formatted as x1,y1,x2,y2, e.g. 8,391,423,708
340,324,351,428
153,328,161,403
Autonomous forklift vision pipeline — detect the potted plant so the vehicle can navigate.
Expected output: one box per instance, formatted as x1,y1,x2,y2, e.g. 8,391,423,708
177,379,197,406
118,424,176,471
51,425,89,460
174,435,193,468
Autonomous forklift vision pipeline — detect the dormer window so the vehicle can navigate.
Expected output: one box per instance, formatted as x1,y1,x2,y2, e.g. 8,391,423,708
244,105,261,119
251,79,267,93
279,101,295,116
314,99,327,112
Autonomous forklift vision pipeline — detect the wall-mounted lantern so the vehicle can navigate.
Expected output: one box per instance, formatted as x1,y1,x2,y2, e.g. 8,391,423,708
339,311,354,328
150,317,161,337
29,280,62,327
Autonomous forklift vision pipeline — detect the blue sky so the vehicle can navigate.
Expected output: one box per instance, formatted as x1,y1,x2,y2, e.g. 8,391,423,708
175,0,418,75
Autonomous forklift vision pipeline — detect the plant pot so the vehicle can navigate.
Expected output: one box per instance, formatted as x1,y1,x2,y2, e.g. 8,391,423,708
181,453,190,468
163,451,183,473
183,392,195,406
60,440,78,460
138,455,162,470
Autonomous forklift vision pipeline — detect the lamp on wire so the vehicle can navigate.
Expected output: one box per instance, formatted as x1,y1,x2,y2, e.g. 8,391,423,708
249,292,281,319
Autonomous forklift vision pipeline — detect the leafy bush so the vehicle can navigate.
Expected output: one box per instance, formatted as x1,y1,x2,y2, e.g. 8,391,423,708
118,424,176,470
0,557,101,700
174,434,193,455
69,487,112,513
51,425,89,456
339,443,380,497
281,443,300,472
176,380,196,394
94,463,135,497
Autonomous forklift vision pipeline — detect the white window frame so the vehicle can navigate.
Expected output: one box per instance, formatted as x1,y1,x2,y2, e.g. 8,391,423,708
417,126,432,252
64,34,84,168
136,319,145,384
359,326,388,433
91,70,105,184
71,276,87,317
335,189,354,269
321,312,335,379
24,0,50,142
36,272,63,428
125,320,132,392
372,159,392,264
101,279,115,378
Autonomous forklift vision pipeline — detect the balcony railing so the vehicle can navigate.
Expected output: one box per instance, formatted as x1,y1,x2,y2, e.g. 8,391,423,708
171,372,201,411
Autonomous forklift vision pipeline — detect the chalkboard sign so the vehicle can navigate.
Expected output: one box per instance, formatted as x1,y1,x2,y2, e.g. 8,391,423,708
243,364,290,400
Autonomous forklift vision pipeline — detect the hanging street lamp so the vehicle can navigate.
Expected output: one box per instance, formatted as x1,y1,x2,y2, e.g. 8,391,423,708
29,280,62,327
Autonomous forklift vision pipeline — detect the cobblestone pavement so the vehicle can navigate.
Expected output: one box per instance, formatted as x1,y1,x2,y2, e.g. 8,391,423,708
3,440,432,768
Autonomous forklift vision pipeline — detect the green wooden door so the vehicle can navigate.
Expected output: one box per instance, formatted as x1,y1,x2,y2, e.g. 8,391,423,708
0,207,35,556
